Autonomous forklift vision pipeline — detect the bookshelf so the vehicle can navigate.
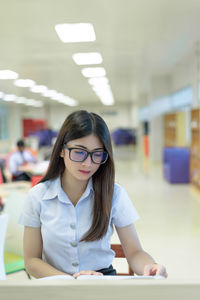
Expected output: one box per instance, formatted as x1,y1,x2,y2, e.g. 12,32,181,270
163,112,187,147
190,108,200,189
163,113,176,147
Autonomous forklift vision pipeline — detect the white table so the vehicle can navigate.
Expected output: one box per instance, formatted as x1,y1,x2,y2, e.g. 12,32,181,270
0,278,199,300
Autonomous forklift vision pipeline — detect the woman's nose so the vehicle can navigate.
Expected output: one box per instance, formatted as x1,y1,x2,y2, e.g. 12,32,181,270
82,154,92,166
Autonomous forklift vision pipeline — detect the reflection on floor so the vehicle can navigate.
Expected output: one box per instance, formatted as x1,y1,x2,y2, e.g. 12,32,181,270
7,145,200,281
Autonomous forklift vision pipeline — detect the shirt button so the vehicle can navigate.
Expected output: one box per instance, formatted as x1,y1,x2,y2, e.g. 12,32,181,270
71,242,78,247
72,262,79,267
70,223,76,229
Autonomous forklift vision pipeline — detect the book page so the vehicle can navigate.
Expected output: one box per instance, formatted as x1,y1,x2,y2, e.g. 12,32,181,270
38,274,165,280
38,275,74,280
77,275,165,280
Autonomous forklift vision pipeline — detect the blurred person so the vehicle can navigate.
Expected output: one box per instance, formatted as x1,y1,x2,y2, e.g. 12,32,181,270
8,139,37,181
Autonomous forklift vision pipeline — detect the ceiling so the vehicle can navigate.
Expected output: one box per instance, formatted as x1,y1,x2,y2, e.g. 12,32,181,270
1,0,200,108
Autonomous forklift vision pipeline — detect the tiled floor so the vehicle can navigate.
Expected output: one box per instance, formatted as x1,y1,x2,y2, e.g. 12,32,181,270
6,145,200,281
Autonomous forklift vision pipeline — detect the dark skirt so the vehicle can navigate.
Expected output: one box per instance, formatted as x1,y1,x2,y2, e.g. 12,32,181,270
96,265,116,276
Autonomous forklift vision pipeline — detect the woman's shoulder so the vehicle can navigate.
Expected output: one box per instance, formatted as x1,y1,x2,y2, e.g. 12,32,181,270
113,182,126,194
28,178,57,199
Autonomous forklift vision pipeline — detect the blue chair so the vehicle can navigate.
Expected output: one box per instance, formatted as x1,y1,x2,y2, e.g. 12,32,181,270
163,147,190,183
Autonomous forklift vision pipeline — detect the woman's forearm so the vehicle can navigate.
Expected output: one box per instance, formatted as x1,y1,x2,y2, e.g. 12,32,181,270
128,250,156,275
25,257,72,278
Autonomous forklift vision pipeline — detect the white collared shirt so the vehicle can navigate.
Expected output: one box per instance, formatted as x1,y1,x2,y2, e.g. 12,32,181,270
19,177,139,275
8,150,36,176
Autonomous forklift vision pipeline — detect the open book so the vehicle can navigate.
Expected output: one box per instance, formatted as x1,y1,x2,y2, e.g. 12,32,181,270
38,274,165,280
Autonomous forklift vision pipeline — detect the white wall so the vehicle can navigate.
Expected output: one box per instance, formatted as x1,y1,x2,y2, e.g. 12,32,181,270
47,103,136,132
5,102,137,149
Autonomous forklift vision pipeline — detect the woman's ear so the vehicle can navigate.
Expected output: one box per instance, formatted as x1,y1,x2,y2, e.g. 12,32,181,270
60,149,64,158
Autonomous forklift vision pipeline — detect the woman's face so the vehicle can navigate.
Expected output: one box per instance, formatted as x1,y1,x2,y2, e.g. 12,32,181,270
60,134,104,182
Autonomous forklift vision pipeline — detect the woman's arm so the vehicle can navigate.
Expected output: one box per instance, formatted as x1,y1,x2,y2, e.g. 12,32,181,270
116,224,167,277
24,226,72,278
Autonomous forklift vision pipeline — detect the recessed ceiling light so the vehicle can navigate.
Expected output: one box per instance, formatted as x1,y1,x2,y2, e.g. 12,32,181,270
42,90,58,98
30,85,47,93
81,67,106,78
0,70,18,79
72,52,102,65
3,94,17,101
92,84,114,105
14,79,35,87
88,77,108,86
55,23,96,43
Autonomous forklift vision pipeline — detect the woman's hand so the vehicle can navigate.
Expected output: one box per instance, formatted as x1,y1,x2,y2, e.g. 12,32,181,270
73,270,103,279
143,263,168,278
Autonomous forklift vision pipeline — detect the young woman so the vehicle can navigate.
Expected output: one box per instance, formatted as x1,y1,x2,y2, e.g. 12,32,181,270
19,110,167,279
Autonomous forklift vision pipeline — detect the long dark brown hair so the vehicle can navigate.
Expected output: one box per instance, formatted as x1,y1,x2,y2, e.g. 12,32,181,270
40,110,115,241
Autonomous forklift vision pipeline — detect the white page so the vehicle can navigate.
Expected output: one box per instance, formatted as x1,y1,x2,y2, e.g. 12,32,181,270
77,275,165,280
38,275,74,280
38,274,165,280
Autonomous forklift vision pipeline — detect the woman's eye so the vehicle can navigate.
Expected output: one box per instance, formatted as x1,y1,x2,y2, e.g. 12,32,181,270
75,150,85,155
94,152,102,157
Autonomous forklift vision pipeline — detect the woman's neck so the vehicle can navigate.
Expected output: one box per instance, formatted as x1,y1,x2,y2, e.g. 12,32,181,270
61,171,88,205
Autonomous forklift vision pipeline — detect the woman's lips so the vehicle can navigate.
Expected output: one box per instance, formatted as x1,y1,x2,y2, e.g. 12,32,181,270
79,170,91,174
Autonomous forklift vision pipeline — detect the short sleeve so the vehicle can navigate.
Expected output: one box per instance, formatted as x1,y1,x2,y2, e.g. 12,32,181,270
111,184,139,227
18,188,41,227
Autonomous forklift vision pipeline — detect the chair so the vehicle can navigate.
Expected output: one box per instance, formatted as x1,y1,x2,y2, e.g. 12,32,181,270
163,147,190,183
0,168,4,184
31,175,43,187
111,244,134,275
0,214,9,280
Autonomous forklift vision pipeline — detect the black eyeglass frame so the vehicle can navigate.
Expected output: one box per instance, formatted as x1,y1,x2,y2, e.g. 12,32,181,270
63,145,108,164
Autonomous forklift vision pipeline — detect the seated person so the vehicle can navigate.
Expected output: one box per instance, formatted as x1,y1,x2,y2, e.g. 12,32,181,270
8,139,37,181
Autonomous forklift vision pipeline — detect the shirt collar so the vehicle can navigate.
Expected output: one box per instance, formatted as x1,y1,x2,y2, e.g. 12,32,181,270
42,176,94,204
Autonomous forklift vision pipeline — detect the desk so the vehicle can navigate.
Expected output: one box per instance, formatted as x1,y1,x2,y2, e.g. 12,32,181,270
18,161,49,175
0,181,30,201
0,278,200,300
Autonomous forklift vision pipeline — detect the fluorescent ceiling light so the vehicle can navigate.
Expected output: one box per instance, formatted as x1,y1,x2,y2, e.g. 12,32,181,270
92,85,114,106
51,93,77,106
3,94,17,102
88,77,108,86
55,23,96,43
0,91,4,98
30,85,47,93
15,97,27,104
51,93,65,101
14,79,35,87
42,90,58,98
0,70,18,79
72,52,102,65
61,96,77,106
81,67,106,78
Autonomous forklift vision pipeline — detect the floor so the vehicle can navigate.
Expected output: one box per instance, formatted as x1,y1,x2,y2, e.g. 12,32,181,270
6,145,200,281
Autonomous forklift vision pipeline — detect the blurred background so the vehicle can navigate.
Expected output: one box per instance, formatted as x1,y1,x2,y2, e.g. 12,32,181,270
0,0,200,282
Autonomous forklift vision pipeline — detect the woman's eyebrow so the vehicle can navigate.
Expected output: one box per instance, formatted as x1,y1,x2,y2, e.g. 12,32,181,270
74,144,104,150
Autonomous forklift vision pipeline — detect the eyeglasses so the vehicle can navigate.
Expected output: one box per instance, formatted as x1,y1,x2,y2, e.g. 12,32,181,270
63,145,108,164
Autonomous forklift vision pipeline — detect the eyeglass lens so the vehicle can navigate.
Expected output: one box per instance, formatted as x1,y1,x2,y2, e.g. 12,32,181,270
70,149,107,164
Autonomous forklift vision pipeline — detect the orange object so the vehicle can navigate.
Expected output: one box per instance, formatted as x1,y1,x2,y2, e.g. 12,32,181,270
143,135,149,157
0,168,3,184
31,175,43,187
111,244,134,275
